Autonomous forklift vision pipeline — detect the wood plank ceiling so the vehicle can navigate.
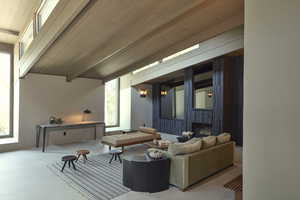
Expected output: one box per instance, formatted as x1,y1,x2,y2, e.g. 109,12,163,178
0,0,40,44
31,0,244,82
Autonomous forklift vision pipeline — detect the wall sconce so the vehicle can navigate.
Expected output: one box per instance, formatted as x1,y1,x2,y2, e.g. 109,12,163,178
161,90,167,96
139,89,147,98
207,91,213,98
82,109,92,121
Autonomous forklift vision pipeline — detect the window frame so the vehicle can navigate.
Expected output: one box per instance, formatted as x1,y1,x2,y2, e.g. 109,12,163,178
104,78,120,128
36,0,60,33
0,43,14,139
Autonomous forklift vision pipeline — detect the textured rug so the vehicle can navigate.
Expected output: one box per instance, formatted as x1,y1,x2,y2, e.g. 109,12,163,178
224,174,243,192
48,153,130,200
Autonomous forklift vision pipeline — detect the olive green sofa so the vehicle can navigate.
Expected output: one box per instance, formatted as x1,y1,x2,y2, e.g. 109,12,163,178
158,141,235,190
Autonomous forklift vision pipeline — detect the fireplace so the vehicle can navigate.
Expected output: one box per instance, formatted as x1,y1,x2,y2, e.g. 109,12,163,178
192,123,212,137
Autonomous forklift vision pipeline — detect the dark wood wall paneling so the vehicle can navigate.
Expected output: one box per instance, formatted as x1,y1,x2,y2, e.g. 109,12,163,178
152,56,243,146
231,56,244,146
152,84,185,135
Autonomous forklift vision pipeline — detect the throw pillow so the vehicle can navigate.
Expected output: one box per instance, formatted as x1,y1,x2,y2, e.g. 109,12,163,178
202,136,217,149
168,140,202,155
185,137,202,144
217,132,231,144
139,127,157,135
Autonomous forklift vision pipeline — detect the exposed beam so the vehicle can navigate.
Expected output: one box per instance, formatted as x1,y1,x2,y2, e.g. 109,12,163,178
131,26,244,86
102,12,244,83
66,0,212,82
0,28,19,36
19,0,90,78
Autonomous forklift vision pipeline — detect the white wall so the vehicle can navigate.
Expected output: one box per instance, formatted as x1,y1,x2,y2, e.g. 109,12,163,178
244,1,300,199
131,84,153,129
0,72,104,152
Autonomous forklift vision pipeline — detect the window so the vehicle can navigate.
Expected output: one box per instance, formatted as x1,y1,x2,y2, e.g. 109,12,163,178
19,21,34,57
36,0,60,31
105,78,120,127
0,51,13,138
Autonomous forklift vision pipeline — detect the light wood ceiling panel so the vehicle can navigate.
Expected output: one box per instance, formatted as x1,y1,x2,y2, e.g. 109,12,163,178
31,0,244,81
83,0,244,79
32,0,205,76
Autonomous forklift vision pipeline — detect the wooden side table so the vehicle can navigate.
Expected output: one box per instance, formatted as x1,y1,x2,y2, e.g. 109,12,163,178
61,155,77,172
76,150,90,163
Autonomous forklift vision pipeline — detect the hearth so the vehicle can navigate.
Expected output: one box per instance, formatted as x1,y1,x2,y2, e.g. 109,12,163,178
192,123,212,137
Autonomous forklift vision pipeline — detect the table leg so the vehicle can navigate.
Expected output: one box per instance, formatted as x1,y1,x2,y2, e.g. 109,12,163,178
42,128,47,152
61,161,67,172
36,126,41,148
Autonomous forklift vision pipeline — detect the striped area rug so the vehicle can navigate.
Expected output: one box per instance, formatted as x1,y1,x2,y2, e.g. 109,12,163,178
224,174,243,192
48,154,130,200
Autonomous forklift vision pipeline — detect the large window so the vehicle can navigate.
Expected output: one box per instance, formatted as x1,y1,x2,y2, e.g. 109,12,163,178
0,51,13,138
105,78,120,127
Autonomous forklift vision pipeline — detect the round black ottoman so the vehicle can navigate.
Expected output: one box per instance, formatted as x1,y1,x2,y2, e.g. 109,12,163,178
123,154,170,193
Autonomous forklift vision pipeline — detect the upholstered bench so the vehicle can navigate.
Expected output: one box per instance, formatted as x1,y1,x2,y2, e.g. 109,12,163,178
101,127,161,151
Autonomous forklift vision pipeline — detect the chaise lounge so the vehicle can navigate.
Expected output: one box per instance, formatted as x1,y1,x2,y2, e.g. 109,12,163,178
101,127,161,150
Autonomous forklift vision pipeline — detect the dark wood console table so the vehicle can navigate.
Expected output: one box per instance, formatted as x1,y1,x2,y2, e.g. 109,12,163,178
36,121,105,152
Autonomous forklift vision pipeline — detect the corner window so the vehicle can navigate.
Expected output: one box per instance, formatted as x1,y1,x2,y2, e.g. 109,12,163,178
105,78,120,127
0,51,13,138
36,0,60,31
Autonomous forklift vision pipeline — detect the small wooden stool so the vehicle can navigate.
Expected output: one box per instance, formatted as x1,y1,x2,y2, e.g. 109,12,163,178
76,150,90,163
61,155,77,172
109,149,122,164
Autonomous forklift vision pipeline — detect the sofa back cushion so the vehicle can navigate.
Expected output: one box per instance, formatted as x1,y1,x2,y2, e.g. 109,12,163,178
168,140,202,156
217,132,231,144
202,136,217,149
139,127,157,135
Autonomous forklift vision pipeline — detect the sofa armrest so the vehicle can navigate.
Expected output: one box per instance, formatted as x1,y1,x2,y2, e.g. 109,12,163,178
149,149,189,190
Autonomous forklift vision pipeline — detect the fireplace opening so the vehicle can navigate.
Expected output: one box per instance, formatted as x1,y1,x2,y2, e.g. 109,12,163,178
192,123,212,137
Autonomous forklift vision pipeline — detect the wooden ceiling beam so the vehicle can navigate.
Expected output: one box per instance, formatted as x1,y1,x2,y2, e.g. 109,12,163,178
19,0,90,78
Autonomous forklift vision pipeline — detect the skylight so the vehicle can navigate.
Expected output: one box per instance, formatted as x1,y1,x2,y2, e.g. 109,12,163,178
132,44,200,75
132,61,160,74
162,44,199,62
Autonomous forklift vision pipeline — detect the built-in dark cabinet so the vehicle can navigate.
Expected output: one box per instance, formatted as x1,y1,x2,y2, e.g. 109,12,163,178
152,56,243,145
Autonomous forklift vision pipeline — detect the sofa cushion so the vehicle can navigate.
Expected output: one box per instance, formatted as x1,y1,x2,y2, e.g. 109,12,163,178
139,127,157,135
202,136,217,149
168,140,202,156
185,137,202,144
102,132,159,146
217,132,231,144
